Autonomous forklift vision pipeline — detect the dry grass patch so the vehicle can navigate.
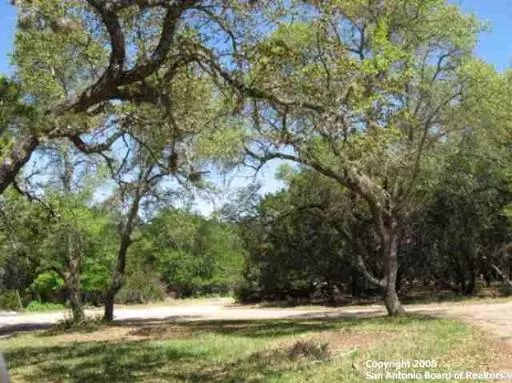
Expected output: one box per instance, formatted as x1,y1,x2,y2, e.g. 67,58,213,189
45,323,196,343
49,326,136,343
127,324,193,339
300,330,390,353
439,328,512,372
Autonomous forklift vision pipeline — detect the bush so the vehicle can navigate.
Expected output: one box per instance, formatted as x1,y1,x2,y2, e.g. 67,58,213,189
234,281,262,304
0,290,22,311
498,283,512,297
115,269,166,304
25,301,66,312
29,271,65,303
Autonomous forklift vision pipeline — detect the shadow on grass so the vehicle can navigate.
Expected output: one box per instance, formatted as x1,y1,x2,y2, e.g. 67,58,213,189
105,313,434,340
5,339,204,382
4,314,438,382
6,340,318,382
0,323,52,336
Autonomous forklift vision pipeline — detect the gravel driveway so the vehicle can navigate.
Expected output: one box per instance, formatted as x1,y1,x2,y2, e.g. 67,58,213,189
1,298,511,345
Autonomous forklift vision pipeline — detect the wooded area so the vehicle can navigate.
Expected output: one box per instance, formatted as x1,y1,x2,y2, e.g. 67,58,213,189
1,0,512,325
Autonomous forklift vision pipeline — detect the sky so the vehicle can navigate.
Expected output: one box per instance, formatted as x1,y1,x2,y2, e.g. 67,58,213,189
0,0,511,214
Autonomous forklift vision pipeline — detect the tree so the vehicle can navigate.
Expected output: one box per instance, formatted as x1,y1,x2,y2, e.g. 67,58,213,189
1,0,255,320
137,209,245,297
1,0,250,194
233,168,382,303
0,144,110,321
217,0,484,314
98,68,226,319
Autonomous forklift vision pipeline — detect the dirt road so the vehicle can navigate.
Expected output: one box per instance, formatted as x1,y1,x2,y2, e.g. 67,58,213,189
430,301,512,345
1,298,511,344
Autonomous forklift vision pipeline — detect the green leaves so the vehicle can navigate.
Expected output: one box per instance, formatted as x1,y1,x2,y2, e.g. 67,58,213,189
13,0,106,105
136,209,245,296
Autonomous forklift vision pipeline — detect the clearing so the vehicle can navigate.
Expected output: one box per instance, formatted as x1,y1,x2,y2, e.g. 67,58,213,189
0,298,511,382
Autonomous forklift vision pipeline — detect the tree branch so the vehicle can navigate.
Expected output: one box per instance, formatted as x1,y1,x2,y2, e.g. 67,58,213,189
68,131,124,154
119,0,198,85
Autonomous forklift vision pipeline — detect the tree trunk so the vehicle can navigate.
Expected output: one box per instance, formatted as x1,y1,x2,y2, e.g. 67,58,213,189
62,156,85,324
353,225,405,315
65,265,84,323
65,230,85,323
103,288,116,322
491,264,512,288
382,231,406,316
103,192,141,322
0,135,39,194
103,245,127,322
68,278,85,322
15,289,23,311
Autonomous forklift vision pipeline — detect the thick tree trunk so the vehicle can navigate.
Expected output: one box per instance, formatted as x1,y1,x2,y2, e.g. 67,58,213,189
103,288,117,322
103,243,128,322
0,135,39,194
67,278,85,323
382,231,406,316
65,267,84,323
63,155,85,323
354,229,406,315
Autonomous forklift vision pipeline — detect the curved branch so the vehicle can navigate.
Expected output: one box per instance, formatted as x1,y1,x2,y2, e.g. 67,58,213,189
119,0,198,85
68,131,124,154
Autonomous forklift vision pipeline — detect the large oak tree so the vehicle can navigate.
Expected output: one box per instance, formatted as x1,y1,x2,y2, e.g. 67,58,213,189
216,0,485,315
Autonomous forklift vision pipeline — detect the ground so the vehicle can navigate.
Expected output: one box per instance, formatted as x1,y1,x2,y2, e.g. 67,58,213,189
1,298,511,382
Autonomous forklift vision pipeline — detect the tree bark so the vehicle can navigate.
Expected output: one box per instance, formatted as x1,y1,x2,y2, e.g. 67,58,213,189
66,274,85,323
65,228,85,323
103,238,129,321
103,288,116,322
0,135,39,194
491,264,512,288
382,230,406,316
103,191,142,321
61,146,85,323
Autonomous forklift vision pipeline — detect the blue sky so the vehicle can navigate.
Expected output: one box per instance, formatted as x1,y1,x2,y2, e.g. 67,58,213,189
0,2,16,74
1,0,511,213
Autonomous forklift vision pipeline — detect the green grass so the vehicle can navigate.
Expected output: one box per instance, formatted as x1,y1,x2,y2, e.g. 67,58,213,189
0,315,507,382
24,301,67,312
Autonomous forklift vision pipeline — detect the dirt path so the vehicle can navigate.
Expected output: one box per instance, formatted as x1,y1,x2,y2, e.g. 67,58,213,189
1,298,511,343
423,300,512,345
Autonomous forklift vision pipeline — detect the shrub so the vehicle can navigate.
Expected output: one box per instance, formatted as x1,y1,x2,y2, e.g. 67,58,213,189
115,269,166,304
0,290,22,311
498,283,512,297
234,281,262,303
25,301,66,312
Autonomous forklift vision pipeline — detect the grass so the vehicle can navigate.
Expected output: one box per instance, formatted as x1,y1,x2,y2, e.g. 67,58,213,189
24,301,67,313
1,314,510,383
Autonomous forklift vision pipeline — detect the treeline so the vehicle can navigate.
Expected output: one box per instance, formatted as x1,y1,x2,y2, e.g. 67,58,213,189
233,131,512,302
0,198,245,311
